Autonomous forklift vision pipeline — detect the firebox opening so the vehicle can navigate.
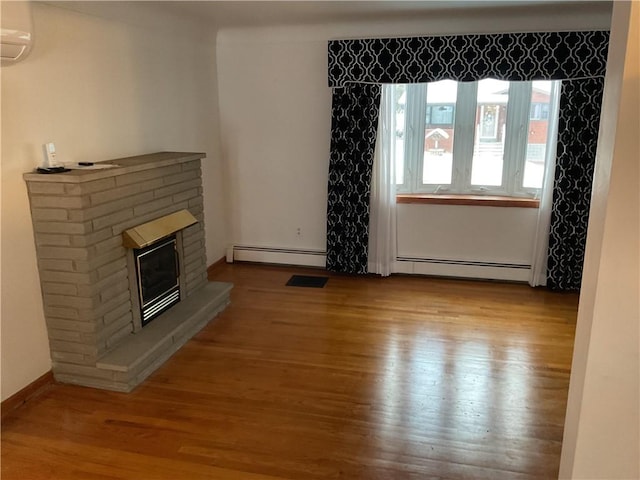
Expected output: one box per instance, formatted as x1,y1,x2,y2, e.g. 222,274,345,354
134,235,180,326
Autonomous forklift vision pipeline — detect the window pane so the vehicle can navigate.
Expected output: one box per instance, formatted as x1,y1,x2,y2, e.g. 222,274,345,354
394,85,406,185
471,79,509,186
524,81,554,188
423,80,457,184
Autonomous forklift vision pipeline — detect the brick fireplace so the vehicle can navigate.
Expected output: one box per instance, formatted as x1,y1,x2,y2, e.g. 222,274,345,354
24,152,232,392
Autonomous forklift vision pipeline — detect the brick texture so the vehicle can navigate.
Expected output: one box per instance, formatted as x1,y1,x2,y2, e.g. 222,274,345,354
25,154,211,389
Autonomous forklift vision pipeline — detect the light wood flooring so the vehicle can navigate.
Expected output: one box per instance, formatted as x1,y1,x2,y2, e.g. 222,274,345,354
1,263,579,479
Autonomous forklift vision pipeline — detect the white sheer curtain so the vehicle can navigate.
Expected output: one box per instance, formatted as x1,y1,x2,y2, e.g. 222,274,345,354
529,81,562,287
368,85,397,276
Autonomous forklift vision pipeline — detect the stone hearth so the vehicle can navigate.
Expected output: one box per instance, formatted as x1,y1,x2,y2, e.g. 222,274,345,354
24,152,232,392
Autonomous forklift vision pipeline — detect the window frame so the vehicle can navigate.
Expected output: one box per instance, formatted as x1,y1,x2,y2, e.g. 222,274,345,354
426,104,455,127
395,79,560,199
530,102,551,120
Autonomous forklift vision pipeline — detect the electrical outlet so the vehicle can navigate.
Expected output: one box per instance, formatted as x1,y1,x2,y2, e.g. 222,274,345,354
296,227,302,236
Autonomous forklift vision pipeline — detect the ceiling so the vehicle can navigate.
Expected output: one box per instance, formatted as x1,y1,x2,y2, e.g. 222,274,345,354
50,1,612,30
151,1,541,28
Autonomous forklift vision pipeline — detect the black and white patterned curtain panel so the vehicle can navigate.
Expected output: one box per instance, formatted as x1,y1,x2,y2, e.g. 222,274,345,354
326,30,609,286
328,31,609,86
326,84,381,274
547,78,605,291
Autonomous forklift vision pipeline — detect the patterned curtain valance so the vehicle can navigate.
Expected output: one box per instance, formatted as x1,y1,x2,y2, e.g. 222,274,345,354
328,31,609,87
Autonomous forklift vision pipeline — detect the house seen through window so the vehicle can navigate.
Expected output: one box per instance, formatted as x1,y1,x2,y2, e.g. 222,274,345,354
393,79,560,197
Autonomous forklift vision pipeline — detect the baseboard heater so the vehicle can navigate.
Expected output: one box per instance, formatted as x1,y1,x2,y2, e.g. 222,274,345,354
396,256,531,282
232,245,326,267
230,246,530,281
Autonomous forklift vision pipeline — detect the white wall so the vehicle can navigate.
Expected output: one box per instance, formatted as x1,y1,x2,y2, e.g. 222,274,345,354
216,5,611,277
396,204,538,280
0,3,226,400
559,2,639,478
218,27,331,253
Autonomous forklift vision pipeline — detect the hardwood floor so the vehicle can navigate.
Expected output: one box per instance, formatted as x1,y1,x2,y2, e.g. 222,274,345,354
1,263,579,479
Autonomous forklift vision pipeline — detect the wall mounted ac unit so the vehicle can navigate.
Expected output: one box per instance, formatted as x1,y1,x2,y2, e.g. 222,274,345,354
1,2,33,65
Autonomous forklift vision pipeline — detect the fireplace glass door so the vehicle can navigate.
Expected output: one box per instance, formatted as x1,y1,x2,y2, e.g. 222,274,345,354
134,235,180,326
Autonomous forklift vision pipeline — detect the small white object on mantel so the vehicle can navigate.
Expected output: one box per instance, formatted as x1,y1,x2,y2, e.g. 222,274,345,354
67,163,120,170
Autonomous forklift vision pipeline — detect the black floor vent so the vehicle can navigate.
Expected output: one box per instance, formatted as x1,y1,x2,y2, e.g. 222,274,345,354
286,275,329,288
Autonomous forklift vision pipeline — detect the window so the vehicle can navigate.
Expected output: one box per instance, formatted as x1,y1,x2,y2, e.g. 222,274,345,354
426,105,455,126
394,79,560,197
530,102,550,120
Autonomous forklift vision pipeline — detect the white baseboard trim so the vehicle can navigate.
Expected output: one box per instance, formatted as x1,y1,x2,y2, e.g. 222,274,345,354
395,257,531,282
232,245,326,268
230,246,531,282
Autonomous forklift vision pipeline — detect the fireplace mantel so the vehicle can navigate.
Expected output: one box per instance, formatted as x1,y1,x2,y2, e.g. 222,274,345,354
24,151,232,392
24,151,205,184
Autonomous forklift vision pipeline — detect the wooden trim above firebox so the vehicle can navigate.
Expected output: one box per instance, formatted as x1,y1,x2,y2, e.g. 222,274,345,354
122,210,198,249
